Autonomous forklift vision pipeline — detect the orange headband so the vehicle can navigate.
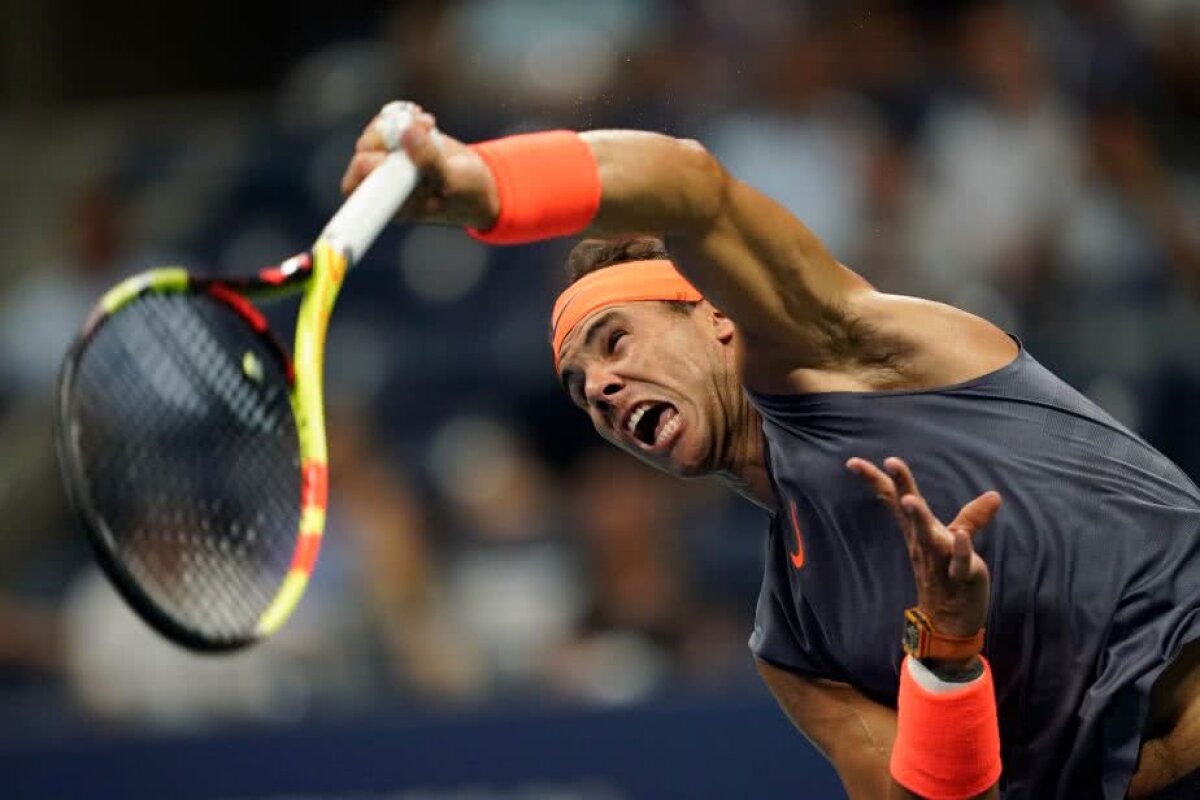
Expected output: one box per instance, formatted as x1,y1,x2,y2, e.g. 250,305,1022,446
551,259,703,369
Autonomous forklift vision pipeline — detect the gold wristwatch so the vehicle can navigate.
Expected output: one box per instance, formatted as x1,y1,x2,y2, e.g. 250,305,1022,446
902,607,985,661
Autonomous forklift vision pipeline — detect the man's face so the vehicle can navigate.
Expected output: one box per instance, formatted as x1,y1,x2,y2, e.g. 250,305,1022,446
557,300,731,478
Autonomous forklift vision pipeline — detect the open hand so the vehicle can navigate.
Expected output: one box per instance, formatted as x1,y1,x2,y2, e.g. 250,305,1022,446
846,456,1000,639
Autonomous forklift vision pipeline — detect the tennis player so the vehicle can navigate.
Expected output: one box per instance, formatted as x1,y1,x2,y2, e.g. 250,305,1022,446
342,105,1200,799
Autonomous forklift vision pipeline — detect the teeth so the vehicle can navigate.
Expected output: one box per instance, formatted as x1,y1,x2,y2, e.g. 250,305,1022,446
627,402,650,435
655,410,681,446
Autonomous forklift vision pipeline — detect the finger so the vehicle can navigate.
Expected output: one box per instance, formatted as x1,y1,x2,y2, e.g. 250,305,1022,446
847,458,906,527
949,490,1002,538
355,110,436,153
356,123,385,153
948,528,974,582
341,151,387,196
846,458,898,501
900,492,952,552
884,457,923,500
400,116,441,169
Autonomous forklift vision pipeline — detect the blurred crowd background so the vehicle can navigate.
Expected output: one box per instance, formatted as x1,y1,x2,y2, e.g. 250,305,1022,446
0,0,1198,748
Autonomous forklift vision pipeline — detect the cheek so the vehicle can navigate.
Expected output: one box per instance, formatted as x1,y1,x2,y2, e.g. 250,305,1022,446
591,413,623,444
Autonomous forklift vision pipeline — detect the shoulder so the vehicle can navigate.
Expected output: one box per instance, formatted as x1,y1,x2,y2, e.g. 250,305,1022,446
738,289,1018,395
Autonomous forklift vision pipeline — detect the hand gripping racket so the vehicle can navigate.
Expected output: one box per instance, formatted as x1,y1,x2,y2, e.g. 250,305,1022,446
56,102,420,652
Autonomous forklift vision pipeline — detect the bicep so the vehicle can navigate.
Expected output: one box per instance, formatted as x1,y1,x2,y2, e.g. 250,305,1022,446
682,178,871,358
581,131,872,363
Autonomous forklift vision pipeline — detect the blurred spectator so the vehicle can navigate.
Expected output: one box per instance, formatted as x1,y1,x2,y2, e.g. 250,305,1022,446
0,183,136,692
1137,1,1200,169
906,0,1083,329
549,448,685,704
0,182,127,398
703,23,880,264
0,597,63,678
1029,104,1200,428
549,449,749,704
326,408,480,702
62,566,340,728
443,0,671,126
427,416,585,695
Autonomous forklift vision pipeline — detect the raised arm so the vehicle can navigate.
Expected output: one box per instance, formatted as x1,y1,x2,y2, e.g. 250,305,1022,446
340,112,871,362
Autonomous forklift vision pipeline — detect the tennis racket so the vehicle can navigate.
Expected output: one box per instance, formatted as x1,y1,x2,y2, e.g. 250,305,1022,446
56,102,421,652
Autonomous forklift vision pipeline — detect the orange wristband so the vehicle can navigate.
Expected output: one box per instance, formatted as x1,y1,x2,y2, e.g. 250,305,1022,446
467,131,602,245
890,656,1002,800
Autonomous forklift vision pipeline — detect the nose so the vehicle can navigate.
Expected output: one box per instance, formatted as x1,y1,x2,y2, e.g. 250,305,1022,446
584,366,623,415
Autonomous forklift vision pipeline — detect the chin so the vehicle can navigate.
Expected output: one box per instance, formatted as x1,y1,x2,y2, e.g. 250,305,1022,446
671,462,710,479
664,423,716,478
664,444,711,479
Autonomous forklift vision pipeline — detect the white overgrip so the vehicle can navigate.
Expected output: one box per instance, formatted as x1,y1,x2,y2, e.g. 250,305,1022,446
319,102,420,264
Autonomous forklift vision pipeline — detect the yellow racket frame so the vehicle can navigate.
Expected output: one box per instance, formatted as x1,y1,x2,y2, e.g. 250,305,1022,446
256,239,346,636
85,239,346,644
63,101,418,650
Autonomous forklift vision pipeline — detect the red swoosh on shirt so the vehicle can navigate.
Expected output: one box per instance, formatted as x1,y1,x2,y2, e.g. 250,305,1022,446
789,500,805,569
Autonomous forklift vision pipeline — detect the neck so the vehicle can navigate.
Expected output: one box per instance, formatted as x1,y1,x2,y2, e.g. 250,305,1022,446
713,378,775,513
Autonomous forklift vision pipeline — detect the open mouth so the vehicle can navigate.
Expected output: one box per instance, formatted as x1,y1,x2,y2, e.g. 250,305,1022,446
625,401,682,452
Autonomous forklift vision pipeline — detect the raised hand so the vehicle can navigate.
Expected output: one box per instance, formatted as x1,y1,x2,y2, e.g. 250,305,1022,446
846,456,1000,642
340,102,499,231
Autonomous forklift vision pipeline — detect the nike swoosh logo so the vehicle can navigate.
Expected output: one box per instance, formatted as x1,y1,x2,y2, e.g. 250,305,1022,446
788,500,805,569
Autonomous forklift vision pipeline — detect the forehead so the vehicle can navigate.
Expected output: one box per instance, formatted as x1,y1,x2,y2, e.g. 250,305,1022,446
557,301,669,371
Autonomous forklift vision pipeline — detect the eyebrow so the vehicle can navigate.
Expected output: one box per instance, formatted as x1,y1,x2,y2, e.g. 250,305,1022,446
557,310,622,399
582,310,620,350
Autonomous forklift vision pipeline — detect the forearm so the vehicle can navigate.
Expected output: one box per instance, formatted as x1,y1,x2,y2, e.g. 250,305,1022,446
825,716,997,800
805,738,997,800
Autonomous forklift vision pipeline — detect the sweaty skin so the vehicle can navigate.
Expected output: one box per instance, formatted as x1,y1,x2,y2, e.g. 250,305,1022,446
342,107,1200,798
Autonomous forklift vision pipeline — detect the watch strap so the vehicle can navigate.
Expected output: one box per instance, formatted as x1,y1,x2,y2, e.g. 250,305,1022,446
903,607,985,660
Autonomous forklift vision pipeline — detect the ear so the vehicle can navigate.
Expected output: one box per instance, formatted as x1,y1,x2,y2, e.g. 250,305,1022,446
702,301,736,345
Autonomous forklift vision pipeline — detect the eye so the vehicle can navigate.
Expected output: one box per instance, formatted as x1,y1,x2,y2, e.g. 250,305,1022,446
607,329,626,354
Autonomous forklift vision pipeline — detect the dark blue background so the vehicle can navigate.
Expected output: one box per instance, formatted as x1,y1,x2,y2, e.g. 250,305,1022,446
0,692,845,799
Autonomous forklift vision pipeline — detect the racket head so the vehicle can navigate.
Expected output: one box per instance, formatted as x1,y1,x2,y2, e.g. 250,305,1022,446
55,250,340,652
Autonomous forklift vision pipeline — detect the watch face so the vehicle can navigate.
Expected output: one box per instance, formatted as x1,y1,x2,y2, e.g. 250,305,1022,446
902,620,921,655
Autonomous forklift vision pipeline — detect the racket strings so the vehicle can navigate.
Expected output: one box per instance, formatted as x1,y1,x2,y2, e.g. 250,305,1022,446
65,292,301,644
79,307,282,631
86,298,291,633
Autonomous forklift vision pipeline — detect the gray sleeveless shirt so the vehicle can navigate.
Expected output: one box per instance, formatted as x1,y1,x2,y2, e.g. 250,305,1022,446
748,340,1200,799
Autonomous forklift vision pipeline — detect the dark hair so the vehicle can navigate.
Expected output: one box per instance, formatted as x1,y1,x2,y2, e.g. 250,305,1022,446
566,237,670,282
562,237,696,315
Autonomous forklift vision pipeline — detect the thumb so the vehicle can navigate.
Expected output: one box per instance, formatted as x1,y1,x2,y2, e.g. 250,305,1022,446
949,490,1002,538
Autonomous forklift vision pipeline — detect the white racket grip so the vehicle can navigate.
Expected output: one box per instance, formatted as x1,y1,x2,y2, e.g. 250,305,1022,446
319,102,420,263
